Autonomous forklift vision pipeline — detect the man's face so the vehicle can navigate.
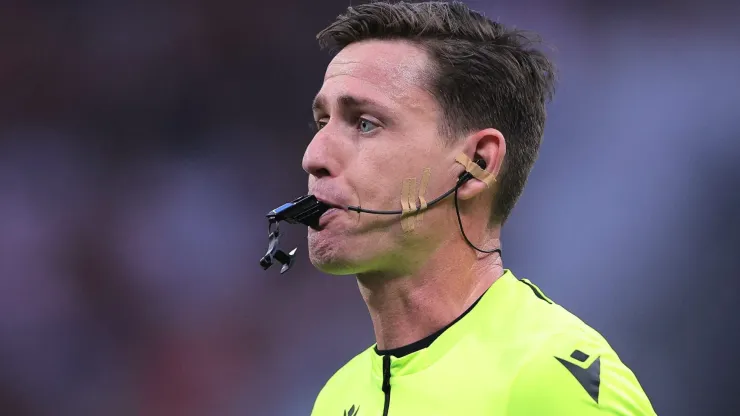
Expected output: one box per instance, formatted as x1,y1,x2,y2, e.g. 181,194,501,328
303,40,462,275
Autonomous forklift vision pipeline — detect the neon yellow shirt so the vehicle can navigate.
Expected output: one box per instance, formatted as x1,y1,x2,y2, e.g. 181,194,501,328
311,270,656,415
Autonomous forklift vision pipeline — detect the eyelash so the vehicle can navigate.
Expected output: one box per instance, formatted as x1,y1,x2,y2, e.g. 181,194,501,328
308,120,326,134
309,117,378,134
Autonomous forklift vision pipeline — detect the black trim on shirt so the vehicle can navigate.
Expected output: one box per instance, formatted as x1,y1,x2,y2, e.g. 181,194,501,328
520,279,553,304
375,290,487,358
381,355,392,416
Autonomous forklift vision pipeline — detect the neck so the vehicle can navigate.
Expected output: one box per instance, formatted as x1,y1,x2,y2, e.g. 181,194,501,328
357,235,504,351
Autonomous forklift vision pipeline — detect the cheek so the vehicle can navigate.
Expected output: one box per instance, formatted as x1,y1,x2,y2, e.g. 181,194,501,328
351,134,447,216
350,146,401,205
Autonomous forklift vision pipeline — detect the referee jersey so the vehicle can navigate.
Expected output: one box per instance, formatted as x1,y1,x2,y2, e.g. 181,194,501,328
310,270,656,415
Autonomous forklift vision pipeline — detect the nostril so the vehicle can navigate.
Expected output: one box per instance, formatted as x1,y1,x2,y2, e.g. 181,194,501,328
314,168,331,178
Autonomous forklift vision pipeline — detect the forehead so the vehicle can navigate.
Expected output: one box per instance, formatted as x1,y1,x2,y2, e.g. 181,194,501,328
317,40,435,112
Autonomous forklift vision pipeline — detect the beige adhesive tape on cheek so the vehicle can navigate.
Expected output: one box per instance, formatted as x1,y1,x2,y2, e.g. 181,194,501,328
416,168,431,227
401,178,415,232
399,169,432,232
455,153,496,188
407,176,418,217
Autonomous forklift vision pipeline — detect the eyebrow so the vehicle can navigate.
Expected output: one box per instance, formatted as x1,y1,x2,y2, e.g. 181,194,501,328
311,94,389,114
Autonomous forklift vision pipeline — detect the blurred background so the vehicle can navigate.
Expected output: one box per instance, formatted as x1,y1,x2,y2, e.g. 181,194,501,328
1,0,739,414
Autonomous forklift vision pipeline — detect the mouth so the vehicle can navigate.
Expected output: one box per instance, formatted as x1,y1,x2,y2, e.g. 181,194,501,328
310,197,345,230
306,207,339,231
313,196,346,211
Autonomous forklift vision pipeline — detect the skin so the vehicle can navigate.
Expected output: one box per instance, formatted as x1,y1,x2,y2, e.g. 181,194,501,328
303,39,507,350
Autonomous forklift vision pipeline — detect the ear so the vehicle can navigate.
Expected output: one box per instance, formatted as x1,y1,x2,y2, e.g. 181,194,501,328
455,128,506,201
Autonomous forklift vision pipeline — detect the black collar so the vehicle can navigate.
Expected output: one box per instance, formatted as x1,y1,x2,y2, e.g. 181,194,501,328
374,290,486,358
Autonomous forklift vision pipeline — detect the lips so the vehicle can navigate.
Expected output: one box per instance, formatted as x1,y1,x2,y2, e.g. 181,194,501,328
305,206,338,231
312,195,347,211
311,195,346,230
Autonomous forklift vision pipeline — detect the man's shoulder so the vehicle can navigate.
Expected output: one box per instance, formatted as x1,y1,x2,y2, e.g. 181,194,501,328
502,276,610,347
507,331,655,414
497,277,656,414
504,311,656,415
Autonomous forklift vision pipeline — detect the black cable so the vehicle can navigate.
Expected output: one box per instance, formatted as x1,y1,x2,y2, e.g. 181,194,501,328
347,174,501,256
454,183,502,255
346,186,456,215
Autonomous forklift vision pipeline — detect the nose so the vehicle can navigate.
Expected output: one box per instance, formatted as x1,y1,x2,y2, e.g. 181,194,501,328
302,132,334,179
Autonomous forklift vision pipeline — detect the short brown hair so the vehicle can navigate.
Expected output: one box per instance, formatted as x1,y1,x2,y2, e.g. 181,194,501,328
317,1,556,224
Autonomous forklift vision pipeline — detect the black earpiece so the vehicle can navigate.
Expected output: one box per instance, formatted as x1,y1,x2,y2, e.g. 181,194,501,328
458,159,487,183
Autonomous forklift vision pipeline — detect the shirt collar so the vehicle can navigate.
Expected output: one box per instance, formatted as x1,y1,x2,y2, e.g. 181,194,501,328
370,269,519,382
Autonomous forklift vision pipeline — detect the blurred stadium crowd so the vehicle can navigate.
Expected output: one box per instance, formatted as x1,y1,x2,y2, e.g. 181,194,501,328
1,0,739,414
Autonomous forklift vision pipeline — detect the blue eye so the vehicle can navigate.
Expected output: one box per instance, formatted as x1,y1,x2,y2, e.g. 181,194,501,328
358,118,378,133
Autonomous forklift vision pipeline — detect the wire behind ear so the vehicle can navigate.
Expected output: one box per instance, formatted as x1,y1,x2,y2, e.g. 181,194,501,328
453,157,501,256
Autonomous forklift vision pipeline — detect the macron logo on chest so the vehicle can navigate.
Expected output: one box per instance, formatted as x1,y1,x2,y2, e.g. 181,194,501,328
343,404,360,416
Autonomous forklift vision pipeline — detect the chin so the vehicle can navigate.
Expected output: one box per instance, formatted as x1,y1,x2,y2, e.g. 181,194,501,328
307,231,373,275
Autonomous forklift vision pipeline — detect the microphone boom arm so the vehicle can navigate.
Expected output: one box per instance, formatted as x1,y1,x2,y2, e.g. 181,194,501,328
346,185,457,215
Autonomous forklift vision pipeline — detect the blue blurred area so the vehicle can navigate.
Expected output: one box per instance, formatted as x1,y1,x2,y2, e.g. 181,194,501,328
0,0,738,414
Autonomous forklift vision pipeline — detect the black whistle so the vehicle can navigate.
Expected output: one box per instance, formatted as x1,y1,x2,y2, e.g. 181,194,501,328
259,225,297,274
260,195,331,274
267,195,331,228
